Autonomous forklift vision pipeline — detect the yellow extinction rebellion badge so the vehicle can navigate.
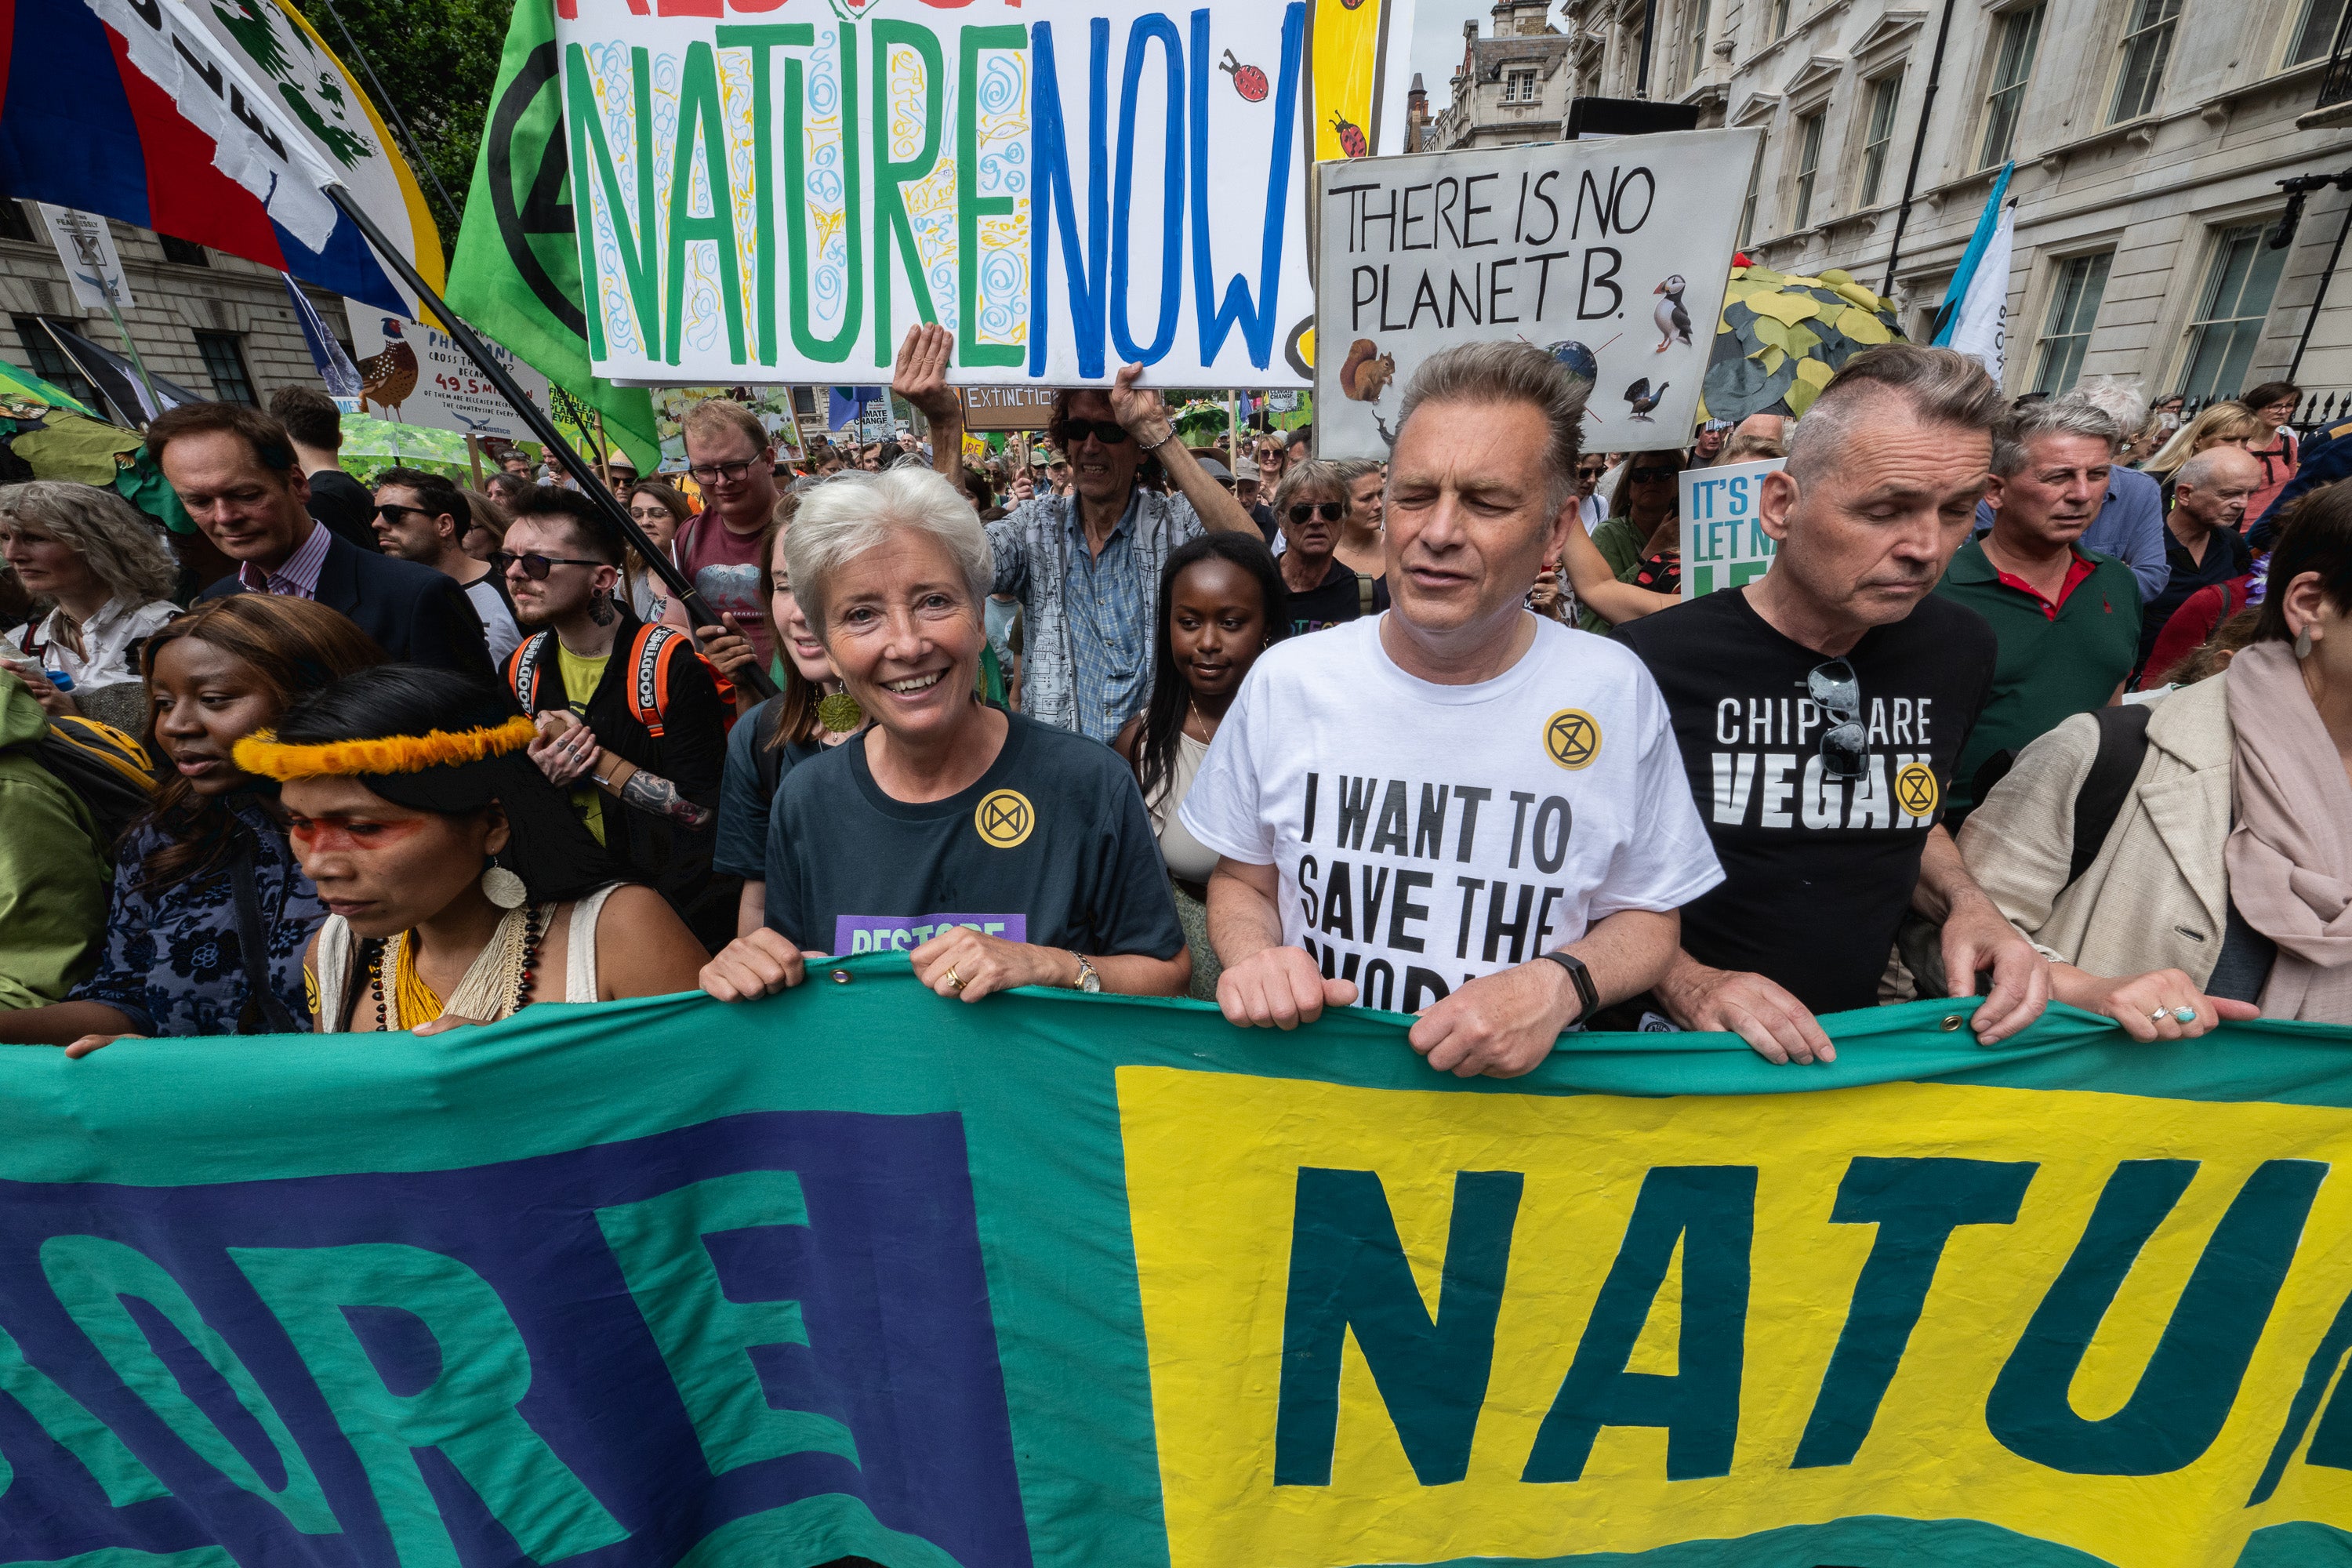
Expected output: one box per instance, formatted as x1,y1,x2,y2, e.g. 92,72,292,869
1894,760,1941,817
975,789,1036,848
1543,708,1600,770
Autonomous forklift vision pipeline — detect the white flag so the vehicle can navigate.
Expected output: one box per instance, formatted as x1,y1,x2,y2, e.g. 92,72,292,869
1947,201,2015,383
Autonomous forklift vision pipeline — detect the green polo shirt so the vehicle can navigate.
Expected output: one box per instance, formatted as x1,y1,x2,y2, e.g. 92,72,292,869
1933,535,2142,822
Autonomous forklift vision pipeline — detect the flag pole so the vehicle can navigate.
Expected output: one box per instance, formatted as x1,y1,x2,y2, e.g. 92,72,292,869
325,184,777,699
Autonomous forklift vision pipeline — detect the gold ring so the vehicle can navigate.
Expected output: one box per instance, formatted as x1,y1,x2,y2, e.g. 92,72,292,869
947,967,966,992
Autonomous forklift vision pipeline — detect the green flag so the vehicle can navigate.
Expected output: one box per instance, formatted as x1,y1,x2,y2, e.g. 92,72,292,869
448,0,659,474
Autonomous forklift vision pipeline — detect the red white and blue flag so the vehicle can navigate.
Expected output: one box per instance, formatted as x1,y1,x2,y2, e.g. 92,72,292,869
0,0,442,319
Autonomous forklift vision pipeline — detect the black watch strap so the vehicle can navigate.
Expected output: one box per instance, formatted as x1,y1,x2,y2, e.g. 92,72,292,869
1539,949,1599,1026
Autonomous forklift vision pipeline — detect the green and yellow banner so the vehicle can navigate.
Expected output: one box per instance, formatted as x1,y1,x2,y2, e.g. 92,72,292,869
5,962,2352,1566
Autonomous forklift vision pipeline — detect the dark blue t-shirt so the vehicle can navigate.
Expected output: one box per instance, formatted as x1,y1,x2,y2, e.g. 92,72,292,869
763,706,1185,961
715,695,829,880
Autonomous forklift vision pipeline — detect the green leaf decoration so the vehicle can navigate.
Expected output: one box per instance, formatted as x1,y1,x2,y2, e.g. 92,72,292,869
1744,290,1823,326
1837,306,1894,344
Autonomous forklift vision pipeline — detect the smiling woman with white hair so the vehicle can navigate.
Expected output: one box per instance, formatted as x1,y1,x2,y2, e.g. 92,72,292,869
700,466,1190,1005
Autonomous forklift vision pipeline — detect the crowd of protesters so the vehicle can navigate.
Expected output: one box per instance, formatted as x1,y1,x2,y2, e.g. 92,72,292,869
5,325,2351,1069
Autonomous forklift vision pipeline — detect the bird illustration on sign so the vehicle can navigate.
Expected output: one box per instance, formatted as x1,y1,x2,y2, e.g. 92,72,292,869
1653,275,1692,353
359,318,419,420
1624,379,1666,420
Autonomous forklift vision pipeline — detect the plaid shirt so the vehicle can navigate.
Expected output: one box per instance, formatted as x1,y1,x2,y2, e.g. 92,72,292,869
988,488,1202,741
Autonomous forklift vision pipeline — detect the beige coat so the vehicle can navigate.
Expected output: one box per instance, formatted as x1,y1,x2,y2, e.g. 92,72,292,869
1957,672,2234,986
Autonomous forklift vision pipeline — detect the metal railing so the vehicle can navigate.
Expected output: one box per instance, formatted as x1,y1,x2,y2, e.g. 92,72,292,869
2318,3,2352,110
2154,389,2350,433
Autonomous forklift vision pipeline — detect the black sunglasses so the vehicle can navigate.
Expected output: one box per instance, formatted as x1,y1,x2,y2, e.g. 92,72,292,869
373,503,432,524
1059,418,1131,446
1628,465,1678,483
1287,501,1345,524
688,459,758,484
1809,658,1867,781
493,550,605,580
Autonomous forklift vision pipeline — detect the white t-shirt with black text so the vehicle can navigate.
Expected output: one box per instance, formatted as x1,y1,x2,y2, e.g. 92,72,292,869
1179,614,1724,1014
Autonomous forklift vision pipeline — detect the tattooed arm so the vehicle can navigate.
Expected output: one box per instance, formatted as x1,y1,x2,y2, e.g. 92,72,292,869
592,757,716,829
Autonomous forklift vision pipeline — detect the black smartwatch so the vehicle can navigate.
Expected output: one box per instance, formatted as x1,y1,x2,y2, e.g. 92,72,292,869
1539,949,1599,1027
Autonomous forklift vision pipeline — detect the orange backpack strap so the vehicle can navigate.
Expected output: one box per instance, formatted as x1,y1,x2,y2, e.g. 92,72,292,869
506,632,552,712
628,623,689,738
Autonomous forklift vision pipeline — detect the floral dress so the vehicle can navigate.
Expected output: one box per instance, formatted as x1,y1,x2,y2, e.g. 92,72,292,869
71,795,324,1036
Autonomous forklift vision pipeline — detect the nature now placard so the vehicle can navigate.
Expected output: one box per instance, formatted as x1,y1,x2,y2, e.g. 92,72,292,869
552,0,1410,387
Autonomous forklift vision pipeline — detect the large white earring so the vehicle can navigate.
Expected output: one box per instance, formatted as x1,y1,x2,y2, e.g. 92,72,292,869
481,859,528,909
2296,625,2315,660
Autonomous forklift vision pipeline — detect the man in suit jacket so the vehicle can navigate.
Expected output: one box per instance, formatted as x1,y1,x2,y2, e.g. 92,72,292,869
148,403,492,676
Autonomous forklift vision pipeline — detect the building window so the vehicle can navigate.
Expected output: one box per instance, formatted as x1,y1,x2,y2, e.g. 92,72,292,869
1740,136,1766,245
1792,111,1825,229
1860,72,1904,207
194,330,256,405
1979,5,2044,168
2289,0,2350,64
1686,0,1711,87
2109,0,2180,123
1769,0,1791,40
2179,225,2288,401
9,315,111,419
2031,252,2112,394
159,235,209,267
1504,67,1538,103
0,201,34,243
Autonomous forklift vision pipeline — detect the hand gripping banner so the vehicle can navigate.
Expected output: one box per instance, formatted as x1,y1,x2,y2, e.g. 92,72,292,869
5,963,2352,1566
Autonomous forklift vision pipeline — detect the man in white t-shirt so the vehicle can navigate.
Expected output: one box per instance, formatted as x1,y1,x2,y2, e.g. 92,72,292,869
1181,342,1724,1076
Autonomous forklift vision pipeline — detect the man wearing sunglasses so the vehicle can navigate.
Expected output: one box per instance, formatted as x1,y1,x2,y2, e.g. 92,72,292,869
371,467,522,663
891,322,1266,741
1613,345,2049,1066
502,488,734,949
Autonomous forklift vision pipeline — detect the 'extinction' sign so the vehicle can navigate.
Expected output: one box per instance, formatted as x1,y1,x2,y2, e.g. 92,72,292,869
1314,129,1756,458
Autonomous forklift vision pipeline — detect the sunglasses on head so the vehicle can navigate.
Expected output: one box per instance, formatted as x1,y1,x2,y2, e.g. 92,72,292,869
1287,501,1345,524
1059,418,1131,446
1628,465,1678,483
492,550,604,580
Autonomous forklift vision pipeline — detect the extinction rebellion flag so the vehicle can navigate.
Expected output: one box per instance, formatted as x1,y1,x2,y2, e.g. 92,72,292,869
448,0,660,474
5,964,2352,1566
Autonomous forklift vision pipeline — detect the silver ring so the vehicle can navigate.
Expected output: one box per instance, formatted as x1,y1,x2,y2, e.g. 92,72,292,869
2172,1006,2198,1024
2151,1008,2169,1023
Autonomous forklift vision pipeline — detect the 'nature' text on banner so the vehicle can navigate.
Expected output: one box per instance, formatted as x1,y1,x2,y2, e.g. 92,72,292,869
5,971,2352,1566
556,0,1325,387
1315,129,1757,459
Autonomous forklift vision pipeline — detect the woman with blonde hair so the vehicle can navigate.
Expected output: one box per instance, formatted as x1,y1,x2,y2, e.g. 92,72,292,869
459,485,510,564
0,481,180,729
2142,401,2263,488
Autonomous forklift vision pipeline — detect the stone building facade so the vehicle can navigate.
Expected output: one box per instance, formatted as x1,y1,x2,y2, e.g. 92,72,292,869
1555,0,2352,401
0,198,353,421
1436,0,1579,151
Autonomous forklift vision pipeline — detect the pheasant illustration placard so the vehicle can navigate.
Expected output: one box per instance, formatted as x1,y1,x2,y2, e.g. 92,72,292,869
349,310,554,445
1313,129,1759,457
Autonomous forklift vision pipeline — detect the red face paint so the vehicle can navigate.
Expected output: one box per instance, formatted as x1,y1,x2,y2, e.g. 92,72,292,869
287,817,426,855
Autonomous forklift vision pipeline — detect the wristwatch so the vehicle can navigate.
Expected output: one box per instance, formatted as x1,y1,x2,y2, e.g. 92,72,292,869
1072,953,1102,993
1539,950,1599,1027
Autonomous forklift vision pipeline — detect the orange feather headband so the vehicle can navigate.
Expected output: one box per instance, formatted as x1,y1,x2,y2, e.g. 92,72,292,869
232,716,539,782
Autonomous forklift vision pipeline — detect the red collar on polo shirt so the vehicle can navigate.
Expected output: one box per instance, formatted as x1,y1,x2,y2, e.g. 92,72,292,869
1984,544,2098,622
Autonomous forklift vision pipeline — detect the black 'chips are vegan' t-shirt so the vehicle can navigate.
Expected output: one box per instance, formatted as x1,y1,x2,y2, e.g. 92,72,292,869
1614,587,1996,1016
762,706,1186,963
